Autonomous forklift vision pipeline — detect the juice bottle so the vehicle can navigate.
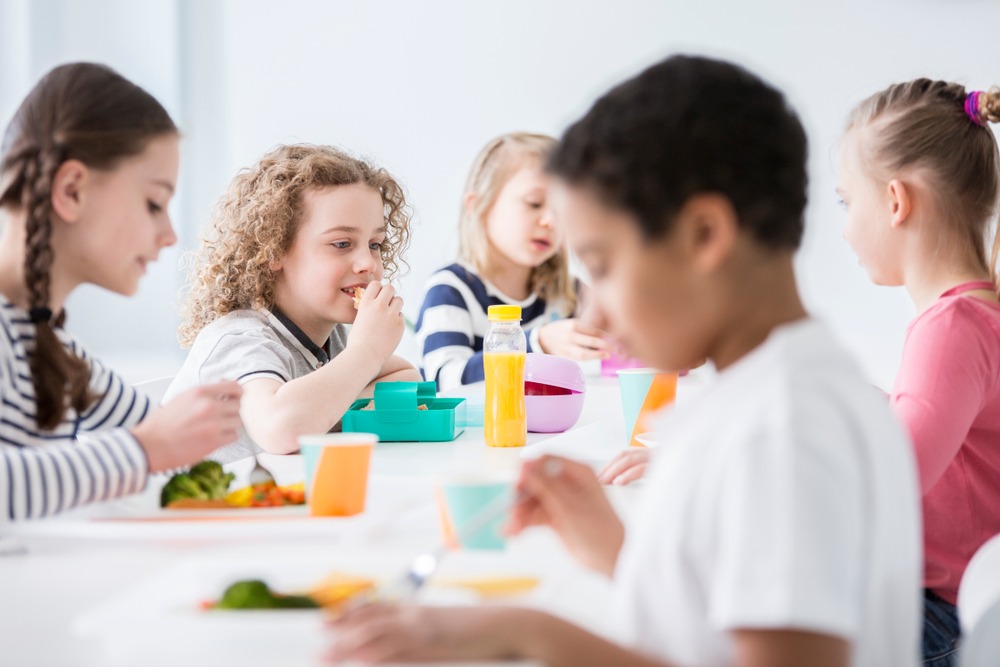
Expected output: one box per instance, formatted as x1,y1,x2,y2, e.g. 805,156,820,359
483,305,526,448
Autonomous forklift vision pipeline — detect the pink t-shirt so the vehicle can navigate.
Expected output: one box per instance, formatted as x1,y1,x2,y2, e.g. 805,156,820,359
891,280,1000,604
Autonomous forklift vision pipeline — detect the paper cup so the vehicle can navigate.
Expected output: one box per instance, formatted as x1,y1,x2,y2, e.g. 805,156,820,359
299,433,377,517
617,369,677,447
437,476,513,550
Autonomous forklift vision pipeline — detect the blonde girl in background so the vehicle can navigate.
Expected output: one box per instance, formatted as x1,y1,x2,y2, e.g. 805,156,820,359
837,81,1000,667
0,63,242,521
416,132,607,390
165,144,419,463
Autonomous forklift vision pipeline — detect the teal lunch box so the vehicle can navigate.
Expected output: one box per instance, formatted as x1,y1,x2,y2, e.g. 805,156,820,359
342,381,466,442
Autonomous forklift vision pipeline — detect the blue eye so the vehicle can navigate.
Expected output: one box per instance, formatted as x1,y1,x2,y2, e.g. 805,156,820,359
332,241,350,249
369,242,382,251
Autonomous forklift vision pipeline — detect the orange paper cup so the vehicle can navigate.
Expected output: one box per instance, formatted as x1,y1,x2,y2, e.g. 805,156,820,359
299,433,377,517
617,369,678,447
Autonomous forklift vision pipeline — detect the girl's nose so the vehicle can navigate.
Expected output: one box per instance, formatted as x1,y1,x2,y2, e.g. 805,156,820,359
159,217,178,248
539,207,555,228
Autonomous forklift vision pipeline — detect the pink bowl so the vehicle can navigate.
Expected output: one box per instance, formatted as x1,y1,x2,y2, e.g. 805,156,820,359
524,353,585,433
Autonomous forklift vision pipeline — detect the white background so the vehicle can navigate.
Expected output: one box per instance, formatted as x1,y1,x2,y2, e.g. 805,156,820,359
1,0,998,388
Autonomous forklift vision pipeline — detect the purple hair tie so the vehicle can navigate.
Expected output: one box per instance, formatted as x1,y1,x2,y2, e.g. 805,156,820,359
965,91,985,126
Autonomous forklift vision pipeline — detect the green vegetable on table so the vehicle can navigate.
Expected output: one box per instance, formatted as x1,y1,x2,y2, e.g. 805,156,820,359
213,579,320,610
159,460,236,508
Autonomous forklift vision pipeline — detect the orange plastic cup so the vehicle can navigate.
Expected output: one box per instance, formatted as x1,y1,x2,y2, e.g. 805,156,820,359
617,369,678,447
299,433,377,517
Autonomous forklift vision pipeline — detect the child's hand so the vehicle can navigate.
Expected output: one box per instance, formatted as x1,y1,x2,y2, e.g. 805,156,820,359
326,604,526,664
598,449,651,485
537,318,609,360
347,282,405,364
132,381,243,472
507,456,624,576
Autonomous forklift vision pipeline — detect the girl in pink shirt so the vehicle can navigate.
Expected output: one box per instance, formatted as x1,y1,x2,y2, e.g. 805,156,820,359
837,81,1000,667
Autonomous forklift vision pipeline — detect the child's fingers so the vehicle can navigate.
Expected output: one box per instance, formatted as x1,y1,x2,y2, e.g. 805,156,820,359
571,331,609,352
610,464,646,486
597,450,649,484
361,281,382,302
572,321,608,339
388,295,404,316
518,456,594,516
374,283,396,305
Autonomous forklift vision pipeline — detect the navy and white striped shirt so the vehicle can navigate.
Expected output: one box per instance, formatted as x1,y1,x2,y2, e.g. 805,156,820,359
0,296,151,522
416,263,572,391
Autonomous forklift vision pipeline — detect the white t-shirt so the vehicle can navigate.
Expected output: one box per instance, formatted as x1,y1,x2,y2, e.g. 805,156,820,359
612,319,921,667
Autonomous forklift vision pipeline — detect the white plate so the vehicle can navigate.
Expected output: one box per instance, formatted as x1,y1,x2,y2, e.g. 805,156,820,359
7,476,429,544
74,544,561,667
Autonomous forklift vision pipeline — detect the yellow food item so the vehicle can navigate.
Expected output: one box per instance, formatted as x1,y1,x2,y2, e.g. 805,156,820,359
359,400,428,411
432,576,539,598
307,572,377,609
223,482,306,508
353,286,364,309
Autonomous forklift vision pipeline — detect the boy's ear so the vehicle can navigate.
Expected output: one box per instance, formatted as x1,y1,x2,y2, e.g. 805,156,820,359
49,160,89,223
675,194,738,273
886,179,911,229
463,191,478,218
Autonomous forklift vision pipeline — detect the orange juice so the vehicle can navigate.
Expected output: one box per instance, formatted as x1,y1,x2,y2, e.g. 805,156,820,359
484,351,526,447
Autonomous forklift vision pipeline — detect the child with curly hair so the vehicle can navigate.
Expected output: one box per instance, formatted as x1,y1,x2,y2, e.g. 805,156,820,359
165,144,419,462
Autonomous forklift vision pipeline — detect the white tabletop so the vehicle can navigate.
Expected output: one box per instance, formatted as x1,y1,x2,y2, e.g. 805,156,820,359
0,366,704,667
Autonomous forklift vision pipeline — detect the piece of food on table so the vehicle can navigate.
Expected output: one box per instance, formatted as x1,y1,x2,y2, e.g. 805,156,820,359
307,572,378,609
210,580,319,610
353,286,364,309
203,574,376,611
224,481,306,508
431,575,539,598
160,460,236,508
359,400,428,411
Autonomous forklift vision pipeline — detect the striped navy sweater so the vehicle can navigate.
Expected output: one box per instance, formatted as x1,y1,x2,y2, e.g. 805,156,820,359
415,263,571,391
0,296,151,522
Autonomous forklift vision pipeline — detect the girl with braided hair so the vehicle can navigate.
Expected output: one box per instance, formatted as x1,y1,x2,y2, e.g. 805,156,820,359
0,63,243,522
837,82,1000,666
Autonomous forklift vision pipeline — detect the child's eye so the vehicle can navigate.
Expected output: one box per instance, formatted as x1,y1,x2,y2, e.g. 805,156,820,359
331,241,351,249
147,201,163,214
525,201,543,210
369,242,383,251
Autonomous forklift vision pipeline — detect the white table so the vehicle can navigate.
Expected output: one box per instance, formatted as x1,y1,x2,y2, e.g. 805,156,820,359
0,369,692,667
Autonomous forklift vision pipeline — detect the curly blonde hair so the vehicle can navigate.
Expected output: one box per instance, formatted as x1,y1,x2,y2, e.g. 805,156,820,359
179,144,411,346
459,132,576,314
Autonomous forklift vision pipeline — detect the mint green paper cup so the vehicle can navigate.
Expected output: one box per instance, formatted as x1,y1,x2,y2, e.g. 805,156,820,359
439,478,513,550
617,368,656,447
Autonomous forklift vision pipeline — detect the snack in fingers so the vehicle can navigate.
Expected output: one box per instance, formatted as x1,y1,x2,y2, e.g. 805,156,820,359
353,286,364,310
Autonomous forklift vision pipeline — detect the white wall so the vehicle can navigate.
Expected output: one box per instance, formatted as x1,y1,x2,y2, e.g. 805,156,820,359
2,0,999,387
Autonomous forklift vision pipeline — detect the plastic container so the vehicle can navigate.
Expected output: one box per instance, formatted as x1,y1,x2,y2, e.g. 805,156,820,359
484,305,526,448
342,381,466,442
600,352,644,377
524,353,586,433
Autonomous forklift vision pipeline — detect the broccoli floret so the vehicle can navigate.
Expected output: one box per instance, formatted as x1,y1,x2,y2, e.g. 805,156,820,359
159,474,208,507
159,460,236,507
188,460,236,498
214,579,319,610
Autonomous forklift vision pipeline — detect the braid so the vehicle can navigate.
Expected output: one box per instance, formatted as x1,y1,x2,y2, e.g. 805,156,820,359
22,148,94,430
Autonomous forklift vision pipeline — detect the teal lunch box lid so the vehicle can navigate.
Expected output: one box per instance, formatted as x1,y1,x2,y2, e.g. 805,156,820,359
342,381,466,442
